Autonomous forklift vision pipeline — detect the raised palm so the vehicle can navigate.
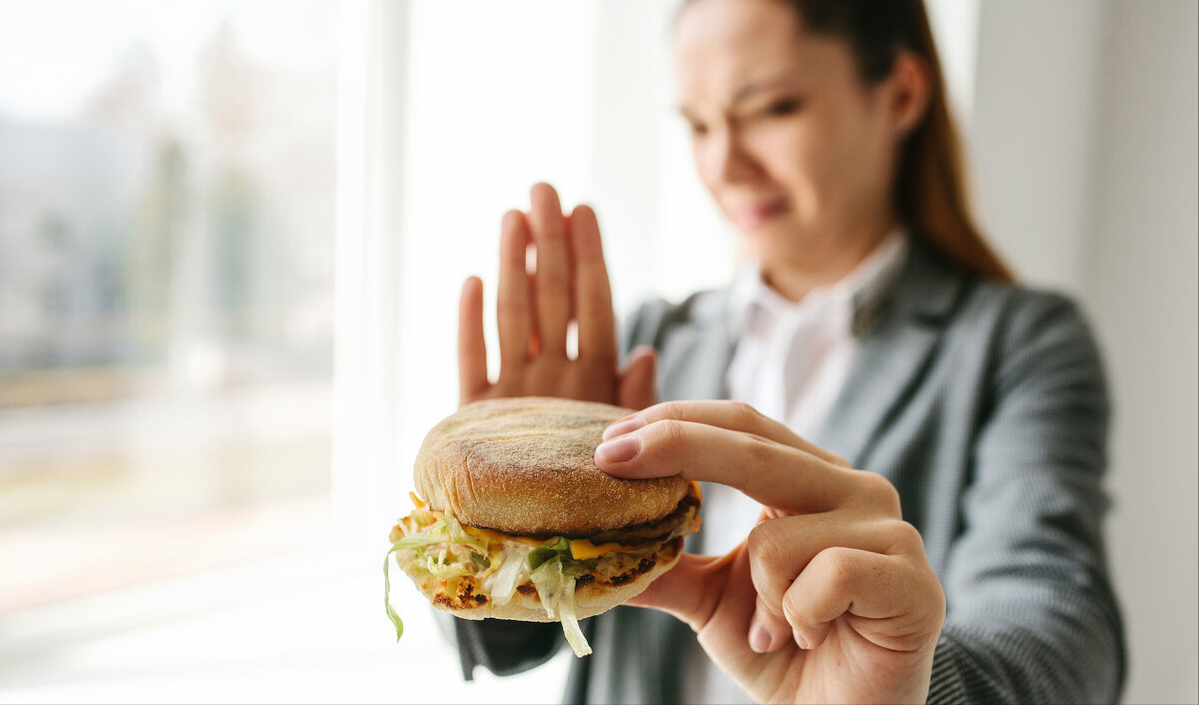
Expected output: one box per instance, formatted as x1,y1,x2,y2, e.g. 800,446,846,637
457,183,656,410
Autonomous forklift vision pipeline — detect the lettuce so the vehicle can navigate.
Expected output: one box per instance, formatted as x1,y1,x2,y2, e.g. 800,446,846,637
425,553,472,579
483,545,530,607
438,512,488,554
384,510,596,657
528,536,570,570
557,572,590,658
383,543,406,641
383,509,484,642
530,555,592,657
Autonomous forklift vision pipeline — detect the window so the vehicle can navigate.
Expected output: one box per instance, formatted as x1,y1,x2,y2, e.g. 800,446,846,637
0,0,338,612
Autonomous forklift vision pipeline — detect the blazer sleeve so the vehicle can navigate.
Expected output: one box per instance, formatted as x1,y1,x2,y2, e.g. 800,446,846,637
928,291,1125,704
450,615,564,681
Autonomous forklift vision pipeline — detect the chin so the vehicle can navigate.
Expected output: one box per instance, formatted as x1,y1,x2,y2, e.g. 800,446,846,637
738,220,810,261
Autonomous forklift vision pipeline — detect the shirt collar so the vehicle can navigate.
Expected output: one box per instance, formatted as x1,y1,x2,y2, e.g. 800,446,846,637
727,228,910,338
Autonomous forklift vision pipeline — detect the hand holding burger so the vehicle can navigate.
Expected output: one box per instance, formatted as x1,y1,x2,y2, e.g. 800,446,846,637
594,400,946,704
385,397,701,656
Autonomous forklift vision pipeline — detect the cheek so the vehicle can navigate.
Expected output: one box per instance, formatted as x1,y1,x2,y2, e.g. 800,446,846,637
692,142,719,191
690,138,724,196
754,124,837,205
805,116,891,206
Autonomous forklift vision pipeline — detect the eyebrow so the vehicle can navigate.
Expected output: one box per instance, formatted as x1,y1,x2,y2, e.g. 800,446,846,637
728,74,800,106
677,72,802,119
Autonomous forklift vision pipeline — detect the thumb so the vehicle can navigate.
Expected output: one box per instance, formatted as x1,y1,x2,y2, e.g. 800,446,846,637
625,549,737,631
617,345,659,410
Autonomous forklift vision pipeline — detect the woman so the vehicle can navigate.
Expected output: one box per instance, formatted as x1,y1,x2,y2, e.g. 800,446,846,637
451,0,1124,702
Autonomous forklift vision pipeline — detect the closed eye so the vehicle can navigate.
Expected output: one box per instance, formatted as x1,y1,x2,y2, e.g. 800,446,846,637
762,98,801,117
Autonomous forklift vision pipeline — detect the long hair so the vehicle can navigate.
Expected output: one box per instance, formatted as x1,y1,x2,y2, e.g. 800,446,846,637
681,0,1015,282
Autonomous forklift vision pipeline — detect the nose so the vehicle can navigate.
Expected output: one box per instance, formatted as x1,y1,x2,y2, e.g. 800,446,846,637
701,124,759,185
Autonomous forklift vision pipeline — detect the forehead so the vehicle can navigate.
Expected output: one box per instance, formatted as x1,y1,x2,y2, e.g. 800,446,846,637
673,0,843,104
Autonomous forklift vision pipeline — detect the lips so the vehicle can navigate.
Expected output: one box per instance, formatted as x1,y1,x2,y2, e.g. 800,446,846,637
730,197,787,227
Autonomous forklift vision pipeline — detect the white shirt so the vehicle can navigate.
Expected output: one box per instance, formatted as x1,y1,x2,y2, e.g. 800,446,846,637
682,231,909,705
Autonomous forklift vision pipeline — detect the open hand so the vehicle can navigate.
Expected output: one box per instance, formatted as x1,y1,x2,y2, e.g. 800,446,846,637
457,183,657,409
596,400,946,704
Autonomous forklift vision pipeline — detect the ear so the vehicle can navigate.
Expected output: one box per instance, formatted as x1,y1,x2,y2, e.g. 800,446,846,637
886,51,932,135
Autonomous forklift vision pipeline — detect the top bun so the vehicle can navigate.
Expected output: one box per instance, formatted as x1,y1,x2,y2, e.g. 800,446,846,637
414,397,689,536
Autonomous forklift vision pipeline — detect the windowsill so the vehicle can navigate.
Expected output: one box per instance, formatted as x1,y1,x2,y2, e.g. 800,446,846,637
0,541,571,703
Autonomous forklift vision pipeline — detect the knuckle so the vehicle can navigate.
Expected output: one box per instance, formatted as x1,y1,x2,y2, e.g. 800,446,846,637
745,432,775,457
651,418,689,453
653,400,688,422
539,270,569,294
747,520,789,572
930,574,948,614
828,451,853,469
728,400,760,424
578,286,612,312
816,547,858,591
857,471,902,516
754,594,786,624
579,353,618,375
497,296,526,317
740,432,783,475
886,519,925,554
780,585,808,627
729,400,770,435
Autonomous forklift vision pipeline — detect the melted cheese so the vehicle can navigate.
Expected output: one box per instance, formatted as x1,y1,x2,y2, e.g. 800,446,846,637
462,525,549,548
460,526,637,558
569,538,637,560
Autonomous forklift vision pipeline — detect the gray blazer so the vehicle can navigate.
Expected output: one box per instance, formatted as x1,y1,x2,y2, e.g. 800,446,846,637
453,239,1125,704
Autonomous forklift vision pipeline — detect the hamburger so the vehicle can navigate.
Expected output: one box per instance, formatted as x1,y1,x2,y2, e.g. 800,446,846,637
383,396,702,657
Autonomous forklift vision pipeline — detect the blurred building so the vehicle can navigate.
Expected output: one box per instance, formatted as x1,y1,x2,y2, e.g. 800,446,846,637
0,22,335,405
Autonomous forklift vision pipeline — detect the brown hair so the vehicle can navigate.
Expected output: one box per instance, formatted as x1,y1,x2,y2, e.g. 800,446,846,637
680,0,1015,282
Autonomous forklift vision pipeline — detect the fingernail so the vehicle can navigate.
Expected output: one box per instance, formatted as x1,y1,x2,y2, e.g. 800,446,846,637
603,415,645,440
596,434,641,463
749,619,772,653
793,628,810,650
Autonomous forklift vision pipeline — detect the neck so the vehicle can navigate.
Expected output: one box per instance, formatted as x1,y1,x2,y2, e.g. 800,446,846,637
760,221,896,303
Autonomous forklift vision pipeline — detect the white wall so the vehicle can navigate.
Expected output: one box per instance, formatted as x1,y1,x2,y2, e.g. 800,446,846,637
967,2,1199,703
970,0,1108,294
1085,3,1199,703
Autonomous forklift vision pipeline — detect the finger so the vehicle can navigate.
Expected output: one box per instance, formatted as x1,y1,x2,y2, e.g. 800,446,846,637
595,417,855,514
617,346,659,410
745,515,919,652
568,204,617,363
783,546,944,653
526,270,540,358
621,400,850,467
528,183,571,357
625,547,749,634
497,210,532,376
457,276,490,404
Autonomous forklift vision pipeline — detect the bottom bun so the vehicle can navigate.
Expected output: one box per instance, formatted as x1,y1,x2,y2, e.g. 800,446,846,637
400,536,685,622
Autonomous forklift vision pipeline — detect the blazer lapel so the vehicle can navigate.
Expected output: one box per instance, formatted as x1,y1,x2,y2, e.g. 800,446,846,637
657,290,737,402
815,241,967,467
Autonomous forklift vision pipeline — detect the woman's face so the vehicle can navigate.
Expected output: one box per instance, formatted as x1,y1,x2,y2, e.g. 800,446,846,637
674,0,906,267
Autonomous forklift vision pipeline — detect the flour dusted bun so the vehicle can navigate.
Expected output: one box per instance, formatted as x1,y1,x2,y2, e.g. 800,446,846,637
414,397,690,536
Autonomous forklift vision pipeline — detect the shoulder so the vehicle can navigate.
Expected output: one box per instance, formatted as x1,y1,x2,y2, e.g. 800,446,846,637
622,289,728,351
882,238,1105,373
900,240,1095,344
955,280,1103,362
946,279,1109,410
